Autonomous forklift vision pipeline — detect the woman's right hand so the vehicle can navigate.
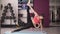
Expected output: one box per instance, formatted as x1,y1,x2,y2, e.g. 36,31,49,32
27,0,31,6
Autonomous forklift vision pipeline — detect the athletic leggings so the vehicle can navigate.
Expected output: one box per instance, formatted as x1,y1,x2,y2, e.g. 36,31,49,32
12,6,34,32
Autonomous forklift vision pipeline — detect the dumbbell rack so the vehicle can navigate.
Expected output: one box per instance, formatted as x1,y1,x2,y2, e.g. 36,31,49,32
18,0,28,26
18,0,33,26
1,3,16,28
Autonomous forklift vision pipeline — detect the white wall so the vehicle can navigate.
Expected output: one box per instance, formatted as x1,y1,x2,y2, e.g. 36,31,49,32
0,0,1,10
0,0,1,9
0,0,18,24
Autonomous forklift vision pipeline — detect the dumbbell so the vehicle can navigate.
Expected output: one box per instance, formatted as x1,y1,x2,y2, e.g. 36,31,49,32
9,16,13,19
4,6,8,9
18,14,23,17
2,15,6,17
1,19,4,23
8,7,12,10
5,16,9,19
13,17,16,19
2,13,6,16
3,10,7,13
11,13,15,16
10,10,13,13
1,16,5,19
14,20,16,22
1,17,5,23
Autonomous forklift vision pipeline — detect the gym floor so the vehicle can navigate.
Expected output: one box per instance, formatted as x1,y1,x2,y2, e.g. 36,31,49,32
1,27,60,34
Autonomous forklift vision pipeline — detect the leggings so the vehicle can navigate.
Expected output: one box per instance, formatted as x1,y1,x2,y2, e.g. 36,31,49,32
12,23,34,32
12,6,34,32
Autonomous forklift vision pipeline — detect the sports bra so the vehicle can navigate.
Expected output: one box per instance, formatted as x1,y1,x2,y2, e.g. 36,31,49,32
33,16,40,24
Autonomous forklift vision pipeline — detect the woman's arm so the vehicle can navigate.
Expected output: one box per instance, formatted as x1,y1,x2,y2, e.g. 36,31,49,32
31,18,38,28
27,0,43,29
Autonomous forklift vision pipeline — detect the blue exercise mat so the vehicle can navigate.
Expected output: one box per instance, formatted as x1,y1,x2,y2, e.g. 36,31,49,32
5,31,47,34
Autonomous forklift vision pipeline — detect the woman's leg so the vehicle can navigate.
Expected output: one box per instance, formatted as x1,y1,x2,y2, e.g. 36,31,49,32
12,6,34,33
12,23,33,33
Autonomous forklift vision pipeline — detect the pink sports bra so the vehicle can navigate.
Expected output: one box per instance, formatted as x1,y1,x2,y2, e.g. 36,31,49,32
33,16,40,24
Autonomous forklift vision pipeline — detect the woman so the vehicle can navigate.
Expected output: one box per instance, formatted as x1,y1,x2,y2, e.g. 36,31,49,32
27,0,43,30
12,0,43,32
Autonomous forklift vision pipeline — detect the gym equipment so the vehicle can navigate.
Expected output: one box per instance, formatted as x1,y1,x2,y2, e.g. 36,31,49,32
18,0,28,27
18,14,23,17
4,6,8,9
1,3,16,27
14,20,16,22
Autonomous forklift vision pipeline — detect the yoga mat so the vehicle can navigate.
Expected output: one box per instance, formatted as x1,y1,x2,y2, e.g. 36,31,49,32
5,31,47,34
